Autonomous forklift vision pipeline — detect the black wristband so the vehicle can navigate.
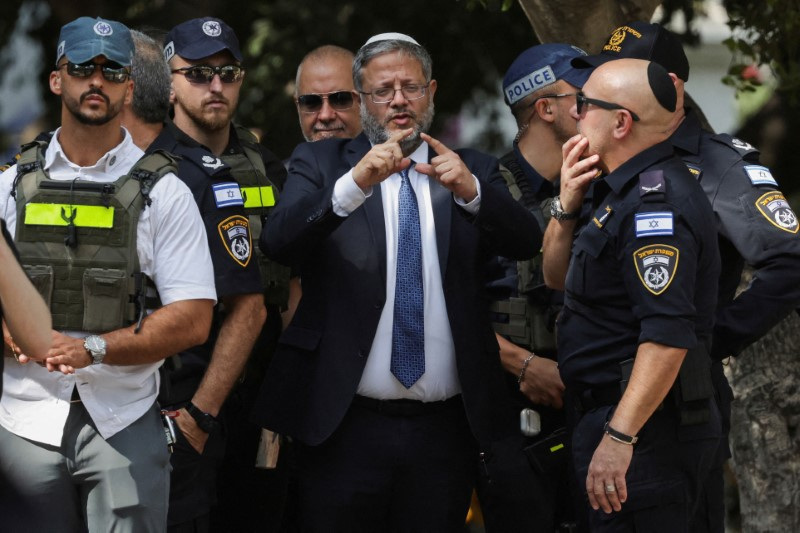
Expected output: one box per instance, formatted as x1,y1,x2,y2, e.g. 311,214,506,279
186,402,221,434
603,421,638,445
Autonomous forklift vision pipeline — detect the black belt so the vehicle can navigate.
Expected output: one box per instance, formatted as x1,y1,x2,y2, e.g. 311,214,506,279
352,394,462,417
574,385,621,413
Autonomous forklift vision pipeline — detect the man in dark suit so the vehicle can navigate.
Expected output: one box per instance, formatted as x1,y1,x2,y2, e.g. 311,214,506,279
255,32,541,531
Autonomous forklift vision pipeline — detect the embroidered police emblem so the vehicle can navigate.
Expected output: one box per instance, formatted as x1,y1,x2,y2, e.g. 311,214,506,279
731,137,755,152
633,245,679,295
608,29,626,47
592,205,613,228
755,191,799,233
93,21,113,36
202,155,224,169
202,21,222,37
218,215,252,266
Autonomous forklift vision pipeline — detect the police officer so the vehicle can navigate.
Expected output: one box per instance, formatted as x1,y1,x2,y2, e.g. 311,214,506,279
478,44,591,533
0,17,215,531
162,17,290,532
119,27,268,531
570,21,800,532
545,59,722,531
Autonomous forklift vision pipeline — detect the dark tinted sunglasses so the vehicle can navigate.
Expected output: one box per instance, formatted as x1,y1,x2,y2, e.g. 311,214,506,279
59,61,130,83
171,64,245,84
296,91,356,113
576,92,640,122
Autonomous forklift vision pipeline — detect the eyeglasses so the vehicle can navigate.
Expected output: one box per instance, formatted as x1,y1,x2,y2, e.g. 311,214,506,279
576,92,640,121
58,61,130,83
524,92,577,109
171,64,245,84
359,83,429,104
296,91,356,113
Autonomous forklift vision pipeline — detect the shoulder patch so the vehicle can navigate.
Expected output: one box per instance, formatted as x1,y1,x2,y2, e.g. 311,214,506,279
218,215,252,266
710,133,760,160
755,191,799,233
633,245,679,295
744,165,778,187
685,163,702,180
212,182,244,208
592,205,614,228
638,170,665,197
635,211,673,238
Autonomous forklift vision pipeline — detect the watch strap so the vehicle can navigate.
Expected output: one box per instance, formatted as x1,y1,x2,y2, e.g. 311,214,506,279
603,421,638,445
186,402,220,434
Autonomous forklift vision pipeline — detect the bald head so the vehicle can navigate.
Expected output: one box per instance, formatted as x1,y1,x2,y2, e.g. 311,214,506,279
295,45,361,141
585,58,676,128
575,59,678,172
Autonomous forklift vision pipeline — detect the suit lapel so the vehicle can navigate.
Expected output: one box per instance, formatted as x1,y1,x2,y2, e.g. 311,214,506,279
347,134,387,284
427,146,451,278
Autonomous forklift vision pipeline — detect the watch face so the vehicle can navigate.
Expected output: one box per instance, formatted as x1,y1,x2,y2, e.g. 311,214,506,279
86,336,105,353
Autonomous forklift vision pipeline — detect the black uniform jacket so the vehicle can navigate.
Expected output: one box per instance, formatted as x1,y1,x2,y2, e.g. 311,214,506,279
254,133,542,447
671,109,800,359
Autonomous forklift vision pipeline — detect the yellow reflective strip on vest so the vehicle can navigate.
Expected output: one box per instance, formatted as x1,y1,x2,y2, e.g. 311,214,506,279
241,186,275,208
24,203,115,228
549,443,565,453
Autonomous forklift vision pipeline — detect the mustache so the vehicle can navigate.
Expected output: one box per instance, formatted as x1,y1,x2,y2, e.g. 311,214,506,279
80,88,109,105
385,108,416,123
203,96,230,106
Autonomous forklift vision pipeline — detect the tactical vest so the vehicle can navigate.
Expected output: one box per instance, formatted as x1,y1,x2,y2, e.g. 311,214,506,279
12,140,176,332
490,152,557,353
221,125,290,307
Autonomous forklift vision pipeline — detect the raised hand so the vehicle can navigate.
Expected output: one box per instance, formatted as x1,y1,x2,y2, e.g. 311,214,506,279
353,128,413,190
416,132,477,202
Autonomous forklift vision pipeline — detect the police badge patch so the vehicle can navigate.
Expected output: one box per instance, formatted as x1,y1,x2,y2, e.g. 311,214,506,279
218,215,252,266
755,191,799,233
633,245,679,295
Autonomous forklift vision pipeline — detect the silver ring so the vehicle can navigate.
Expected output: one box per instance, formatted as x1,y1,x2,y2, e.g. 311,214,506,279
605,484,616,493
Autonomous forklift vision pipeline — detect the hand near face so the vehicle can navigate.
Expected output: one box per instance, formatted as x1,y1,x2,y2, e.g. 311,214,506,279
560,134,600,213
416,133,477,202
352,128,413,191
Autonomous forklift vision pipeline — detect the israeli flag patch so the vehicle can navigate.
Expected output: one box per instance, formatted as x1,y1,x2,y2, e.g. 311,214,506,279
744,165,777,187
635,211,673,238
212,182,244,208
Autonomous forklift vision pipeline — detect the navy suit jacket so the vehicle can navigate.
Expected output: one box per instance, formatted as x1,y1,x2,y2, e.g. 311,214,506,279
255,133,542,447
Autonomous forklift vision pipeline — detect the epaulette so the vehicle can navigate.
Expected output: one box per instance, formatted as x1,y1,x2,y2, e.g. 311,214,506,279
182,145,231,178
710,133,761,162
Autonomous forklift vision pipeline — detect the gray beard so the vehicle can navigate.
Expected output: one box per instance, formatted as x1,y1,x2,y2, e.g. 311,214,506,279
360,101,435,156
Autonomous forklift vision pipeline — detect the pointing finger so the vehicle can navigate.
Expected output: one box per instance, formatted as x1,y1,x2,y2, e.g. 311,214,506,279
420,132,452,156
386,128,414,145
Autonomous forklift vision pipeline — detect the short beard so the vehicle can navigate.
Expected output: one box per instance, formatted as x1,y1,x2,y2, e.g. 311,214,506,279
360,100,435,156
64,89,120,126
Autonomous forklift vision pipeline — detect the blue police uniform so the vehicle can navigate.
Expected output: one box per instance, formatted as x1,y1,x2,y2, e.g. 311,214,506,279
480,144,576,533
670,108,800,532
559,141,722,531
147,120,264,527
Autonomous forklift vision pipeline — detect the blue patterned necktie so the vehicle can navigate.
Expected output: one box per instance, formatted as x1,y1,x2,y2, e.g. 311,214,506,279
391,166,425,388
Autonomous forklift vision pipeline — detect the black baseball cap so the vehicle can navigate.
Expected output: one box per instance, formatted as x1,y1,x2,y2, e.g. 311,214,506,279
572,21,689,82
164,17,242,63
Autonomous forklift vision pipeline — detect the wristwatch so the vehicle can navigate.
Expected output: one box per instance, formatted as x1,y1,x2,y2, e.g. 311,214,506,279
550,196,579,221
186,402,221,434
83,335,107,365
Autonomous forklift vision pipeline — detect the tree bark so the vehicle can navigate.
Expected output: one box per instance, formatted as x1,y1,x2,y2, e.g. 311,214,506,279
516,0,662,51
728,310,800,532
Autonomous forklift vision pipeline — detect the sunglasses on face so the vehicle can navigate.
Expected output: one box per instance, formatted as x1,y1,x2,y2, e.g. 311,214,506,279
171,64,245,84
576,92,640,122
296,91,356,113
59,61,130,83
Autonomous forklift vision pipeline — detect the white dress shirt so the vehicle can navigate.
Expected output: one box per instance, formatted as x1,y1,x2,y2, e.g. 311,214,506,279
332,141,481,401
0,128,216,445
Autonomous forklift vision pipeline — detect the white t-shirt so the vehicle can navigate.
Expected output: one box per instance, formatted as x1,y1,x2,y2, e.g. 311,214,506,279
0,127,216,445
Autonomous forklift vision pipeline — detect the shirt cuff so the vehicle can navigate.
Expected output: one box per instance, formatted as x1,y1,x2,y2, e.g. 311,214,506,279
332,170,371,216
453,175,481,215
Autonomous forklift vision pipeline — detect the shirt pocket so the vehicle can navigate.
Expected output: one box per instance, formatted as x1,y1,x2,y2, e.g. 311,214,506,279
566,225,610,296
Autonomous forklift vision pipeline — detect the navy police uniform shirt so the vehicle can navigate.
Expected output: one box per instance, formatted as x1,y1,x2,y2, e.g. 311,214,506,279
147,122,263,392
557,141,720,390
671,109,800,359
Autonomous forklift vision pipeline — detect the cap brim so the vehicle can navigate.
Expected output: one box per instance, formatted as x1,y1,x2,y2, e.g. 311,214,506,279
571,54,616,71
176,41,242,62
560,67,592,89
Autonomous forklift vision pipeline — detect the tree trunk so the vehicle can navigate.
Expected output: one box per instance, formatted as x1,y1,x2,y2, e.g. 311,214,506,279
516,0,662,51
728,311,800,532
